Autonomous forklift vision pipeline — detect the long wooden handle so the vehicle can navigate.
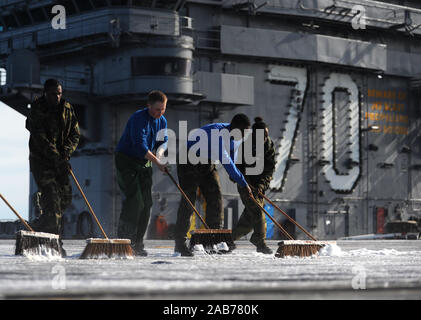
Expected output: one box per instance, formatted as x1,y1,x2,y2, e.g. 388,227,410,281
165,169,210,230
0,193,33,231
248,193,294,240
252,186,317,241
69,169,109,239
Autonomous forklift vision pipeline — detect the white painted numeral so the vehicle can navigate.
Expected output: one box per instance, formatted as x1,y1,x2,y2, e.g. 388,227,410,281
320,73,360,191
267,65,307,190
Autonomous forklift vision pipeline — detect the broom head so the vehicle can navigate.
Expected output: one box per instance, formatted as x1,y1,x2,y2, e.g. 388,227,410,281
79,238,134,259
15,230,62,257
275,240,336,258
189,229,234,254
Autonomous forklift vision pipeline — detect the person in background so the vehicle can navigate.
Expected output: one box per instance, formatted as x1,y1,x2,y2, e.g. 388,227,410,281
232,117,276,254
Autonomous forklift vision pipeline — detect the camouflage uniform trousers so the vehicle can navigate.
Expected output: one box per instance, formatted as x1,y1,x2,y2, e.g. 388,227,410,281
115,152,153,247
232,186,267,246
30,161,72,235
175,162,223,243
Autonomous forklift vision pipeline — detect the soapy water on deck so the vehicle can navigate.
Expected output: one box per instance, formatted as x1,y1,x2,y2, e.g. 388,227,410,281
23,243,344,260
192,242,229,255
9,242,421,261
318,244,344,257
23,245,63,261
317,243,421,257
0,240,420,299
79,253,135,260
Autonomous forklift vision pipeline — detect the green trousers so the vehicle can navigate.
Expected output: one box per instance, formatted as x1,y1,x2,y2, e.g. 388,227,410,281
175,162,223,243
232,186,267,246
30,160,72,234
115,152,152,246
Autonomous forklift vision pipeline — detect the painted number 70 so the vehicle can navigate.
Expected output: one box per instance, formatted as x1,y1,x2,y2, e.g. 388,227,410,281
267,65,361,193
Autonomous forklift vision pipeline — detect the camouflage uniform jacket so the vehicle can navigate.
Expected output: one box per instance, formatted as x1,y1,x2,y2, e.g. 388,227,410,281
26,96,80,169
237,136,276,192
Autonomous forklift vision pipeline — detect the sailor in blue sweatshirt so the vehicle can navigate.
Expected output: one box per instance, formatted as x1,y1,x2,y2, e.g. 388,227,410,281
174,114,252,256
115,90,168,256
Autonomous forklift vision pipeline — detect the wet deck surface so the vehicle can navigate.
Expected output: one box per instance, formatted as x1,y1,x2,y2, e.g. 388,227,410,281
0,239,420,299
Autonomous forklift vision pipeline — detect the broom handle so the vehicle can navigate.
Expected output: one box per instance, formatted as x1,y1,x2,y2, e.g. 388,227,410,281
0,193,34,232
69,169,109,240
165,169,210,230
248,193,295,241
251,186,317,241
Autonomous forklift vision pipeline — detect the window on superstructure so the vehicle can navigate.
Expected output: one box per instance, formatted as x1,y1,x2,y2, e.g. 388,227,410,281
59,1,78,15
131,0,152,7
74,0,93,12
131,57,193,77
92,0,109,8
3,15,18,30
29,7,48,23
15,8,32,26
111,0,130,6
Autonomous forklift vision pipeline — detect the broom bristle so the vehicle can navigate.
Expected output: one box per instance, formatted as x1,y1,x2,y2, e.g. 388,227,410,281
15,230,62,257
79,238,134,259
189,229,234,254
275,240,336,258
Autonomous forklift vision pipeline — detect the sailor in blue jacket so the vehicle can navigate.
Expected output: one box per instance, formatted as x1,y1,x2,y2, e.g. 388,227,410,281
115,90,168,256
174,114,252,256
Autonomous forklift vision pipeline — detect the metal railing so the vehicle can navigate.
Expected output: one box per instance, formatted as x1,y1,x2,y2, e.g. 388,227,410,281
0,8,188,54
194,29,220,50
262,0,421,29
39,67,90,92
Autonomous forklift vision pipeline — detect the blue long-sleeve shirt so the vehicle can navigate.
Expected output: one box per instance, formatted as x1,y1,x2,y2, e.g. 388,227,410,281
116,108,168,160
187,123,248,187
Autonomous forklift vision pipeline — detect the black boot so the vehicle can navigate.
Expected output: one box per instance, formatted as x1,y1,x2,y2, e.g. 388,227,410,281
228,242,237,252
174,239,194,257
132,241,148,257
256,242,273,254
59,238,67,258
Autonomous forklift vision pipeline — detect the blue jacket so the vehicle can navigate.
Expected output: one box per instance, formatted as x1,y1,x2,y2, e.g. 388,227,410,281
116,108,167,160
187,123,248,187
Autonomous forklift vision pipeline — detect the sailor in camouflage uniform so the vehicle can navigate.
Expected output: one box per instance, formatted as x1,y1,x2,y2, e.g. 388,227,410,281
232,117,276,254
26,79,80,236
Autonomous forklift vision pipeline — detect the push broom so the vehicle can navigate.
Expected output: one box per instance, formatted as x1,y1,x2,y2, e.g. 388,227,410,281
0,193,62,257
68,169,134,259
165,169,234,254
250,187,335,258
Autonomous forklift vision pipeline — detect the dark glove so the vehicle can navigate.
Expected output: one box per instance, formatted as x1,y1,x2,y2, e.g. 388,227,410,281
256,183,266,195
242,184,254,200
57,157,71,174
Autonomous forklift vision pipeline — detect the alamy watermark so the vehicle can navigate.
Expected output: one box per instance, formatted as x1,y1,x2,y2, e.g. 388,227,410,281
351,265,367,290
51,5,66,30
351,5,367,30
49,4,367,32
51,264,66,290
22,264,66,290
